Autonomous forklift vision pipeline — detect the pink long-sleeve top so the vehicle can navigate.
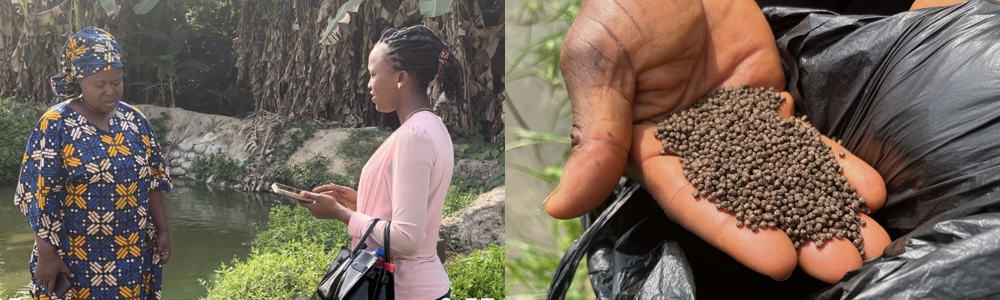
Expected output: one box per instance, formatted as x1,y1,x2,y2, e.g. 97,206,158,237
347,111,454,299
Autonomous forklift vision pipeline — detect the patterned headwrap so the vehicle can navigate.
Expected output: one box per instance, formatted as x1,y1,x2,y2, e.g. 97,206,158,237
49,27,124,99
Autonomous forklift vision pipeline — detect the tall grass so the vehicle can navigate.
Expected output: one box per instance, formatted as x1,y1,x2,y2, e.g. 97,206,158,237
506,0,591,298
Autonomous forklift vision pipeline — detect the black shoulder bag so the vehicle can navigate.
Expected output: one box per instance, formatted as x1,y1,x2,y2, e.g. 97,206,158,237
313,218,395,300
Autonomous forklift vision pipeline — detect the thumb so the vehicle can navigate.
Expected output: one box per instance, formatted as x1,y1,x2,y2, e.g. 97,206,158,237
544,118,631,220
544,23,634,220
61,265,73,278
301,191,327,203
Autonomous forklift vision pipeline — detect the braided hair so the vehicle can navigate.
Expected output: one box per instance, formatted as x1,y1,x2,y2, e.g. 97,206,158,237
376,25,463,105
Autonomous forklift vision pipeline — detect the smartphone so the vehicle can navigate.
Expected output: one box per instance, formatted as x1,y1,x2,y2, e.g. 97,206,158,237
53,272,70,297
271,183,316,203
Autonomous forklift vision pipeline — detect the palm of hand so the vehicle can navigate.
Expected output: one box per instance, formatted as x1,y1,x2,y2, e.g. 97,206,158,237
549,0,891,283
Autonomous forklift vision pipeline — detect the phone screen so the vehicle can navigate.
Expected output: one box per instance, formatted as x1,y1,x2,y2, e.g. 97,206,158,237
271,183,315,203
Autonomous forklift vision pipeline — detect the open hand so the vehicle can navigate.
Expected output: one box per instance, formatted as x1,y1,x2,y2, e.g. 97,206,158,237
544,0,891,282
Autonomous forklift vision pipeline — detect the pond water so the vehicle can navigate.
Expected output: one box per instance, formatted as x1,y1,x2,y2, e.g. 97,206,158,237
0,181,287,299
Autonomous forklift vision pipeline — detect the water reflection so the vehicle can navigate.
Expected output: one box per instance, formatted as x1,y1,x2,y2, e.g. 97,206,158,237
0,180,288,299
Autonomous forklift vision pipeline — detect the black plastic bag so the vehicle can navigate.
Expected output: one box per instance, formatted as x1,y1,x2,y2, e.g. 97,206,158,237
549,1,1000,299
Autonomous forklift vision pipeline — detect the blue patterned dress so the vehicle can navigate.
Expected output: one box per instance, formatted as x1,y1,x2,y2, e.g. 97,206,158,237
14,101,171,300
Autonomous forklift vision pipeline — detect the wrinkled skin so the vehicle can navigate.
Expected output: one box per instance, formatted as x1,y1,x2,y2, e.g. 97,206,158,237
544,0,891,283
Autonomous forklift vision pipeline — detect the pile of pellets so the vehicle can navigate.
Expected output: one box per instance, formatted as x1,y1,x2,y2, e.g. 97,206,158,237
655,85,869,255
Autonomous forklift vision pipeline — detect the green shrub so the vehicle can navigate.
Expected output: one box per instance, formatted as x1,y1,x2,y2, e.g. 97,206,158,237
147,112,171,148
446,245,506,299
203,205,507,299
0,98,45,184
203,206,352,299
201,242,335,299
444,185,484,217
270,124,319,163
182,124,358,191
486,155,505,191
270,156,357,190
455,142,502,161
189,152,244,184
452,174,486,192
336,128,389,180
254,206,350,253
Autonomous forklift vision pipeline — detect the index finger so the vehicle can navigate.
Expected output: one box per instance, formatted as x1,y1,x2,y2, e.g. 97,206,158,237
46,279,54,295
312,183,345,193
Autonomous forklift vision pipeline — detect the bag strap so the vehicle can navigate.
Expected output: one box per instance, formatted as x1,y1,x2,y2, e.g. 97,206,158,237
353,218,381,255
547,178,641,300
383,221,392,263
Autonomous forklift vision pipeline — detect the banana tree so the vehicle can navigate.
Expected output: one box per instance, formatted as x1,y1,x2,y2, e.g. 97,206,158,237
1,0,169,103
320,0,454,44
129,29,211,107
96,0,161,17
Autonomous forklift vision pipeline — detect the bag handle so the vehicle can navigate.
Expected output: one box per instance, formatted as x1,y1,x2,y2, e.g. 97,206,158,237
353,218,381,256
547,178,641,300
383,221,392,263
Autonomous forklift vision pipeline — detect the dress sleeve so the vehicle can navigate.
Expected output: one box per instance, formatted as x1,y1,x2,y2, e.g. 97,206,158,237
348,126,434,257
14,109,69,252
140,113,172,192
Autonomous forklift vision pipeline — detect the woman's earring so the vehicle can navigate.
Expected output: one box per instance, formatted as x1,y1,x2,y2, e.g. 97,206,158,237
397,82,402,89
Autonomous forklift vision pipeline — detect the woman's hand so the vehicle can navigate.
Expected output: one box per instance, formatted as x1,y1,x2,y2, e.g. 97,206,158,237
148,190,171,264
34,235,72,294
546,0,892,282
156,231,171,264
299,190,354,223
628,93,890,283
312,183,358,211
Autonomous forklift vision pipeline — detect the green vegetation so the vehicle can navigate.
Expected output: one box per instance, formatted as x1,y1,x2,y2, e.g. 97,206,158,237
507,220,590,299
189,152,244,185
201,206,343,299
446,245,506,299
242,123,385,190
444,185,485,217
336,128,390,181
271,156,357,190
453,124,503,162
506,0,591,297
453,124,505,192
253,205,351,252
203,205,505,299
270,123,322,165
180,120,360,190
201,242,336,299
147,112,172,148
0,98,46,184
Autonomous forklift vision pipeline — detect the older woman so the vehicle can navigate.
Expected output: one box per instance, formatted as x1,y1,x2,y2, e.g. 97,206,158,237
14,27,172,299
